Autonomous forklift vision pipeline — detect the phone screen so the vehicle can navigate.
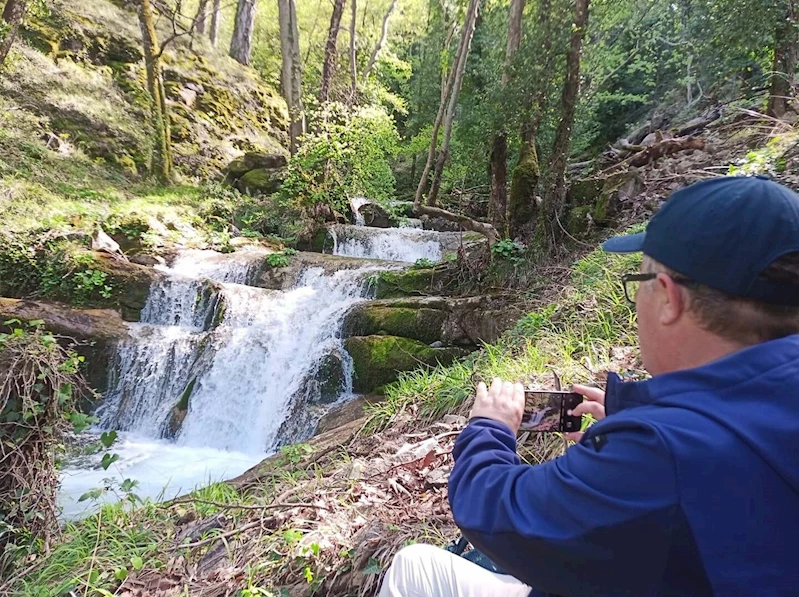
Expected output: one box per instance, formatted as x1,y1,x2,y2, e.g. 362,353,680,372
521,391,583,433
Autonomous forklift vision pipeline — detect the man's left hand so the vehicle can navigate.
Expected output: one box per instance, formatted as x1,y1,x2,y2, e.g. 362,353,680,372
470,377,525,434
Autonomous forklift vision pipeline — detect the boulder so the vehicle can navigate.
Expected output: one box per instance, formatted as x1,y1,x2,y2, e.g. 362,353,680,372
313,350,347,405
344,305,447,344
344,335,470,393
420,215,462,232
225,152,288,178
258,252,390,290
316,395,385,435
356,203,398,228
236,167,285,196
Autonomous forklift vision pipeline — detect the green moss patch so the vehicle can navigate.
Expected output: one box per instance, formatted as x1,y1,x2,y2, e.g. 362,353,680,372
344,305,447,344
344,335,469,393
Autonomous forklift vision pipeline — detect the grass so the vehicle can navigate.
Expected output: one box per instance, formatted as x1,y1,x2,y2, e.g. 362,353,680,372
366,232,646,433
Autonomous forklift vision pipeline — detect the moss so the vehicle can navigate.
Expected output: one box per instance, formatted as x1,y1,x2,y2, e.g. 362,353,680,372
344,335,469,393
566,206,593,236
177,378,196,412
345,306,447,344
237,168,286,196
570,179,604,206
508,142,541,237
374,268,439,299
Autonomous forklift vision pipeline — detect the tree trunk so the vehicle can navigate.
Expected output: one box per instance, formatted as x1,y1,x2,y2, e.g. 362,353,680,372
487,0,525,237
412,0,496,242
768,1,798,118
194,0,209,35
279,0,305,154
209,0,222,46
362,0,398,81
0,0,27,70
137,0,173,182
319,0,345,103
508,0,551,238
537,0,589,255
230,0,256,65
349,0,357,101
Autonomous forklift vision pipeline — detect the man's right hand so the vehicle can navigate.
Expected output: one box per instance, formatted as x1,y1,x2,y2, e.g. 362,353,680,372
564,384,606,442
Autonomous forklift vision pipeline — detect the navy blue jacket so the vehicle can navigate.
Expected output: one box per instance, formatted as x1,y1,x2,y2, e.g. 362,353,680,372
448,335,799,596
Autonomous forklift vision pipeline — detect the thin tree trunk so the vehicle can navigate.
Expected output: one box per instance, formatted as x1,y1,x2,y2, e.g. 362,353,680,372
194,0,209,34
362,0,398,81
508,0,551,238
412,0,497,242
488,0,525,237
349,0,357,101
0,0,27,70
768,0,798,118
279,0,305,154
230,0,256,65
538,0,589,254
209,0,222,46
137,0,173,182
319,0,346,103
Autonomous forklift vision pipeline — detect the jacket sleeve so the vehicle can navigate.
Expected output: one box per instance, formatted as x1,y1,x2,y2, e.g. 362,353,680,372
448,417,679,597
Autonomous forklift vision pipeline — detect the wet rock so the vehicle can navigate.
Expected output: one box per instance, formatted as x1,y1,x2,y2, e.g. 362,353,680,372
344,335,470,393
343,305,448,344
356,203,398,228
420,215,462,232
313,350,347,405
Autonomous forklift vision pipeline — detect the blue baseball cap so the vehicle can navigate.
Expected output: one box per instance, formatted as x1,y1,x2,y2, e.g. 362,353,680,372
603,175,799,305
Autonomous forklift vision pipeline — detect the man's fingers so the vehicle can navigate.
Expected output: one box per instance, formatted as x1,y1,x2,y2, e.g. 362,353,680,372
572,383,606,405
568,401,605,419
502,380,514,402
564,431,584,443
476,381,488,403
490,377,503,398
513,382,525,405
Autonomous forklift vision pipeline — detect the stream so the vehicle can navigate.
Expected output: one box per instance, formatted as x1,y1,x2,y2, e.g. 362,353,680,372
58,225,452,520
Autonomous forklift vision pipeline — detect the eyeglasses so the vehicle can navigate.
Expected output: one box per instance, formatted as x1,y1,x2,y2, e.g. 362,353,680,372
621,273,697,305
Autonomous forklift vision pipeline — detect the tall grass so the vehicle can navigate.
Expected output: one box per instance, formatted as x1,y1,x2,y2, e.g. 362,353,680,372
367,236,645,432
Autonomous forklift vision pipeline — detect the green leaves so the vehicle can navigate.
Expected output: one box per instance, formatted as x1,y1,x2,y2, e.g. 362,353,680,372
130,555,144,570
364,557,382,574
100,453,120,470
100,430,117,448
78,487,106,502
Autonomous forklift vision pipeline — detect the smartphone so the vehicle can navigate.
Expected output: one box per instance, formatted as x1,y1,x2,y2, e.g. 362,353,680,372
521,390,583,433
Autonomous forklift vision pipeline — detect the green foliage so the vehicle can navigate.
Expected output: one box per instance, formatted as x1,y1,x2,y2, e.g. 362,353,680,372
411,257,436,269
279,443,314,465
491,239,526,264
281,103,400,217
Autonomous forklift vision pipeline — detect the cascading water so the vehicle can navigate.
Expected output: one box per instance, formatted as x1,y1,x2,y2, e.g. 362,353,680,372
60,248,381,519
329,224,444,263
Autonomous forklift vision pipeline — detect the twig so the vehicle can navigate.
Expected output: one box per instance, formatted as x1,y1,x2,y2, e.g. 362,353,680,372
173,519,262,550
165,498,330,511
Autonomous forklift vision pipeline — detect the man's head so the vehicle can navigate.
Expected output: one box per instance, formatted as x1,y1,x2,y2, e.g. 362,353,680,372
604,176,799,376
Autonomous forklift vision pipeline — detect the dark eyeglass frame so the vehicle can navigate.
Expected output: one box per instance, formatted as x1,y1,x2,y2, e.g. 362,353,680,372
621,273,697,305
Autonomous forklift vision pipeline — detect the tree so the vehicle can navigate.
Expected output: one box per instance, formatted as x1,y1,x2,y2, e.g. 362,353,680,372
230,0,256,65
209,0,222,46
537,0,589,255
0,0,27,70
413,0,498,242
363,0,398,81
319,0,346,103
193,0,209,34
508,0,552,239
279,0,305,153
768,0,798,117
487,0,525,237
349,0,357,101
137,0,174,182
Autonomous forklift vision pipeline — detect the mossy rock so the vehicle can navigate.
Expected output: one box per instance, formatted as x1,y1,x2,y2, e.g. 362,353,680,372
164,378,196,439
237,168,286,196
88,252,160,321
344,335,469,393
313,350,346,404
226,152,288,178
344,305,447,344
508,142,541,237
570,178,604,207
567,206,593,236
373,268,441,299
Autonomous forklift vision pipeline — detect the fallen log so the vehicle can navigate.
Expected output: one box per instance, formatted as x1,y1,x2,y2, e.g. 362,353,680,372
675,109,721,137
628,135,705,167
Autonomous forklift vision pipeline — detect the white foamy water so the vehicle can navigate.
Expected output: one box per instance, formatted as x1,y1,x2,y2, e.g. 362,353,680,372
329,224,443,262
61,248,381,518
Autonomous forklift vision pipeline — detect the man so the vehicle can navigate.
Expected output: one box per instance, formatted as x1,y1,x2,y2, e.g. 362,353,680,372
379,175,799,597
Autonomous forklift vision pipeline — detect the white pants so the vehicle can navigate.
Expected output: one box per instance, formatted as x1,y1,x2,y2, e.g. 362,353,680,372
378,543,532,597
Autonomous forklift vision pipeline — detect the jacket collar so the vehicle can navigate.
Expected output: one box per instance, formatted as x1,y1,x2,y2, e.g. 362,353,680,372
605,334,799,416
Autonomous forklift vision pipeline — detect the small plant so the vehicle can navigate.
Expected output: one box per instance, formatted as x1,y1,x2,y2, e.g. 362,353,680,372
411,257,436,269
279,442,314,464
73,268,113,300
267,253,290,268
491,238,525,264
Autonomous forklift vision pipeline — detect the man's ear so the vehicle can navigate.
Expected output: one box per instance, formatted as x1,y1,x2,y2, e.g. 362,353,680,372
655,272,686,325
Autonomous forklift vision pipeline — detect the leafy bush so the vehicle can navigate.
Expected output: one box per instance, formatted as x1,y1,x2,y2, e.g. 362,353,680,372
281,103,400,217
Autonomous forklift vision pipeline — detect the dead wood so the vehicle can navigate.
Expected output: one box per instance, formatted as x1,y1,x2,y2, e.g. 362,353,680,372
628,135,705,167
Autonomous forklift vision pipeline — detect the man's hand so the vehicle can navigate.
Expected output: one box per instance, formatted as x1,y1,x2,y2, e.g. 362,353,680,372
470,377,525,434
564,384,606,442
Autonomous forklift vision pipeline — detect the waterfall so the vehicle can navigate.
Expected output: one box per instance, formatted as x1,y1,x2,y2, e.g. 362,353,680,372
329,224,443,262
61,248,380,519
